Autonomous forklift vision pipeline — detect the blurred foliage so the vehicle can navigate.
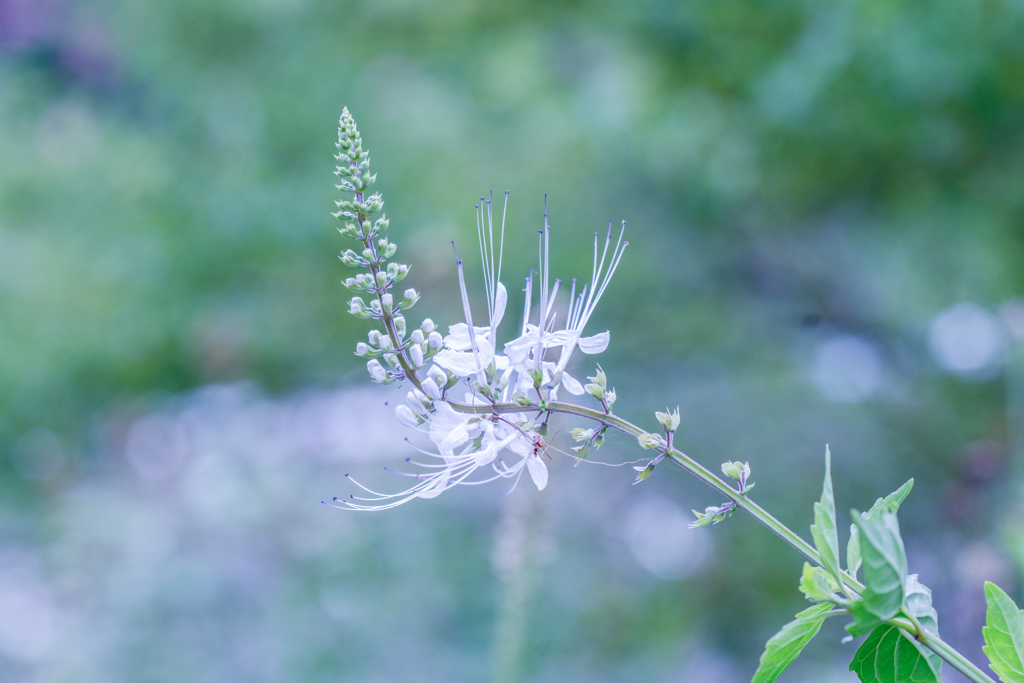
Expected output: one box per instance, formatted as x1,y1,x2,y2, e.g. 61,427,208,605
2,0,1024,680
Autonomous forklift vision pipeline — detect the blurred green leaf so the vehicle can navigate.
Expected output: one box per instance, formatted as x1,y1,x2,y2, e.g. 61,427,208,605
983,582,1024,683
848,481,913,580
751,603,833,683
811,445,841,585
846,510,907,636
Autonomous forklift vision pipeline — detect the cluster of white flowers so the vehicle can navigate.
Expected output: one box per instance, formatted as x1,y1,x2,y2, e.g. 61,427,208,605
334,191,627,510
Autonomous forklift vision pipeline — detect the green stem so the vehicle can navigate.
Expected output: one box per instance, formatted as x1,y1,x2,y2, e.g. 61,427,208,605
446,396,997,681
453,397,824,563
917,630,997,683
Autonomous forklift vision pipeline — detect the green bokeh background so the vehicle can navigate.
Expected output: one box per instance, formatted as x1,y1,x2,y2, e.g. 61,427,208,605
2,0,1024,681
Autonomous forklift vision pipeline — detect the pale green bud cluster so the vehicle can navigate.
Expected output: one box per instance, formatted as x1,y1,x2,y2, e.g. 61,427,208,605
721,460,753,493
633,430,668,484
637,432,666,450
655,406,680,433
584,365,616,412
569,426,606,461
689,502,736,528
334,108,440,385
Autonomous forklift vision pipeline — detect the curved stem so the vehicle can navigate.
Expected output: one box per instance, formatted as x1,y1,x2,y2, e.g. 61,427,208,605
446,395,997,681
451,397,824,563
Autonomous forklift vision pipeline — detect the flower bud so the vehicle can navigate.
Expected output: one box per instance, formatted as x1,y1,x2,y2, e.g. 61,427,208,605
348,297,372,319
366,359,387,383
395,405,419,428
605,387,617,409
512,391,533,406
637,433,665,450
409,343,424,367
428,331,443,349
721,461,748,481
401,288,420,310
632,462,655,483
408,390,430,409
689,508,717,528
571,428,596,442
339,249,364,268
655,407,680,433
421,377,441,400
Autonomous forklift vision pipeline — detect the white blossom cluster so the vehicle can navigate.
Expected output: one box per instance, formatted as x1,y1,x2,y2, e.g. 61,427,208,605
329,112,628,508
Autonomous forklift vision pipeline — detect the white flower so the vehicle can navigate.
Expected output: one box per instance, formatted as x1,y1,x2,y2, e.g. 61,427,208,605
336,194,626,509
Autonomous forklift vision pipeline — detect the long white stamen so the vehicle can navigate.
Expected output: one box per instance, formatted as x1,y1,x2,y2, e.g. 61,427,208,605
521,271,533,335
498,191,508,295
453,242,482,377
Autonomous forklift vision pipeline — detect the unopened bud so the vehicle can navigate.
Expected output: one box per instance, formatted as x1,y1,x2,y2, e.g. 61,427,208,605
395,405,419,428
637,433,664,450
655,407,680,433
571,428,596,442
366,359,388,384
409,343,424,367
421,377,441,400
632,462,655,483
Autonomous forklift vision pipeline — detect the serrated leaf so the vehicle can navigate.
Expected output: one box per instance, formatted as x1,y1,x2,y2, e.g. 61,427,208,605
847,480,912,580
751,603,833,683
800,562,840,603
983,582,1024,683
811,446,842,586
850,624,941,683
847,509,907,632
864,479,914,522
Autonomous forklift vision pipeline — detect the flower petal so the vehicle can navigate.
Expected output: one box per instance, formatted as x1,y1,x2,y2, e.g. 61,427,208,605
560,371,584,395
578,331,610,354
526,455,548,490
433,349,482,377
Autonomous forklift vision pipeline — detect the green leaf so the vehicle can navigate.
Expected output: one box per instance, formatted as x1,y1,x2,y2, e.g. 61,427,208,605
811,446,842,586
847,522,862,579
864,479,914,521
850,624,941,683
983,582,1024,683
751,603,833,683
799,562,840,603
846,509,907,636
847,480,912,580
